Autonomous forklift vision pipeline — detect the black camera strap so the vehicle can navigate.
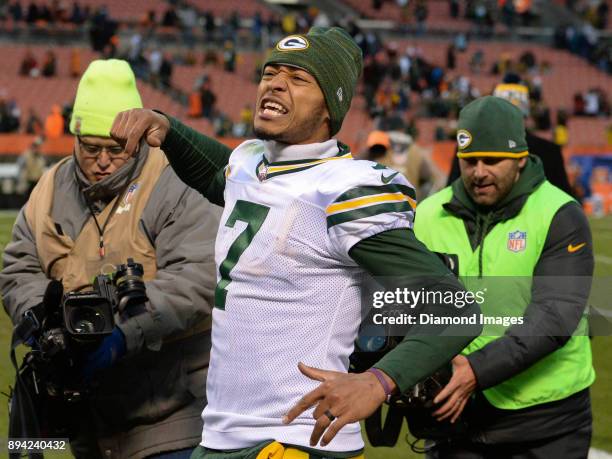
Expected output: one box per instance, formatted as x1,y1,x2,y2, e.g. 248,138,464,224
9,329,43,459
77,148,140,259
363,404,405,447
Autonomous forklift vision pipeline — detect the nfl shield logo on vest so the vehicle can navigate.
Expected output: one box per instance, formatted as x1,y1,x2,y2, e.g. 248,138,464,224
507,230,527,252
117,183,139,214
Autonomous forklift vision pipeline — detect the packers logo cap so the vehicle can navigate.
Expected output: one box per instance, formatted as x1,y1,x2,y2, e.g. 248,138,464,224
276,35,309,51
457,96,528,159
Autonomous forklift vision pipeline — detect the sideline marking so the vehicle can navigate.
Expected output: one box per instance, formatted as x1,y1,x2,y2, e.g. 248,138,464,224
596,255,612,265
589,448,612,459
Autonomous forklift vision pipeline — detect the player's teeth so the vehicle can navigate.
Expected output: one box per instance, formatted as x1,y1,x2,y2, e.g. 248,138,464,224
262,103,286,115
263,102,287,113
263,108,282,116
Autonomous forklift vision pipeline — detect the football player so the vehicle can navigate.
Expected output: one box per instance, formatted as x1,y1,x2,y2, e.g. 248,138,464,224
111,27,481,458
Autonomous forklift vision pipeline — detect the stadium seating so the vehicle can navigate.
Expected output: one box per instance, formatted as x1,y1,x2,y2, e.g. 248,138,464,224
394,39,610,112
0,44,184,139
0,4,609,155
340,0,405,21
173,65,258,121
191,37,609,148
386,39,612,145
187,0,274,19
0,44,98,78
2,37,608,151
0,74,184,132
340,0,500,33
182,117,215,137
337,96,375,154
68,0,170,22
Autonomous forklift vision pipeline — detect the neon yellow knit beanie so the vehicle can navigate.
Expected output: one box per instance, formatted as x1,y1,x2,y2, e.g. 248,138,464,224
70,59,143,137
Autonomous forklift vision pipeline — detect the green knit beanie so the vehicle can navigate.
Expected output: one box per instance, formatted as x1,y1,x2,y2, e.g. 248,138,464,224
457,96,528,159
264,27,363,136
70,59,143,137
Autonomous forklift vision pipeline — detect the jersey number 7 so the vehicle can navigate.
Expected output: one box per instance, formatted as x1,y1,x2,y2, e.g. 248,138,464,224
215,200,270,309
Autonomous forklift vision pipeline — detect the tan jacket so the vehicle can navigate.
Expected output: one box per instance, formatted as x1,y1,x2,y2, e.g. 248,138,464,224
24,150,164,292
1,146,222,458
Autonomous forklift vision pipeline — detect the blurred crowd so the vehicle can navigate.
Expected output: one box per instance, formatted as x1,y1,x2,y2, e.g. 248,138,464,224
187,73,254,138
19,49,63,78
446,0,538,32
4,0,93,25
574,88,610,118
565,0,609,30
0,0,609,147
366,0,538,31
0,86,72,139
552,0,611,74
0,90,21,133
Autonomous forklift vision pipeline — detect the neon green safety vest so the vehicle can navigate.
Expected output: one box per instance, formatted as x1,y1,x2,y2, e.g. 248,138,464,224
414,181,595,409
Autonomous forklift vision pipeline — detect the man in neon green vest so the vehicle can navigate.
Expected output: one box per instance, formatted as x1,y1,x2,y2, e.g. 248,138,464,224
414,96,594,458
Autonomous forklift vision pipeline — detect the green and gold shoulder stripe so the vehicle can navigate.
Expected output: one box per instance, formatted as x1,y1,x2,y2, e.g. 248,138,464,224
326,184,416,228
255,142,352,180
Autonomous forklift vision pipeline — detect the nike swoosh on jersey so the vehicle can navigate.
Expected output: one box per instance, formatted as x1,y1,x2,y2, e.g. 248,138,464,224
567,242,587,253
381,171,399,184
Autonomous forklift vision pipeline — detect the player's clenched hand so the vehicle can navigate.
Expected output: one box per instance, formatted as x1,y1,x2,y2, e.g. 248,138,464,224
283,362,388,447
110,109,170,156
432,355,476,423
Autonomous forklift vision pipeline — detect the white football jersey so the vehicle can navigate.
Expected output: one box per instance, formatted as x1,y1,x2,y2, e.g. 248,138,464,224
202,139,416,452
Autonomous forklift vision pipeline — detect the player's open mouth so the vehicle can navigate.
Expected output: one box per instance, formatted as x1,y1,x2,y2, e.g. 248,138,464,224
259,98,289,118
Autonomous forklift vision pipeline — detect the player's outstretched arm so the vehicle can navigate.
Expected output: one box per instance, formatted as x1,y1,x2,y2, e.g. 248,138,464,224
111,109,232,198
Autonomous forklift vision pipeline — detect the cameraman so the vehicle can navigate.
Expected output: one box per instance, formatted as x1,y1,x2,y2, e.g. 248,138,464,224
0,60,221,458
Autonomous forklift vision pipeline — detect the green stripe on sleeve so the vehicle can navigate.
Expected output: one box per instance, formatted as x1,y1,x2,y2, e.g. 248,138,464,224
327,201,413,228
335,184,416,203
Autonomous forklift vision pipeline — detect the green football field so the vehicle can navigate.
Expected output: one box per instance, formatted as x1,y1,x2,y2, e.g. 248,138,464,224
0,211,610,458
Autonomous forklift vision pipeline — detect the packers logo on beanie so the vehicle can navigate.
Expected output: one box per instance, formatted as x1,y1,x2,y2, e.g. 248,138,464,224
277,36,309,51
264,27,363,136
457,96,528,159
70,59,143,137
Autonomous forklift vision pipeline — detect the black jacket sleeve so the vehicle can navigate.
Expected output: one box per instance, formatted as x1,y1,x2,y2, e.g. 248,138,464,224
349,228,481,392
466,202,594,389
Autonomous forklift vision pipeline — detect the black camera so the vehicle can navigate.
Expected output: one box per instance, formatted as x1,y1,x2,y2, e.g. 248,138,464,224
348,278,470,451
62,275,116,338
12,258,147,401
350,327,469,450
62,258,148,339
8,259,148,442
